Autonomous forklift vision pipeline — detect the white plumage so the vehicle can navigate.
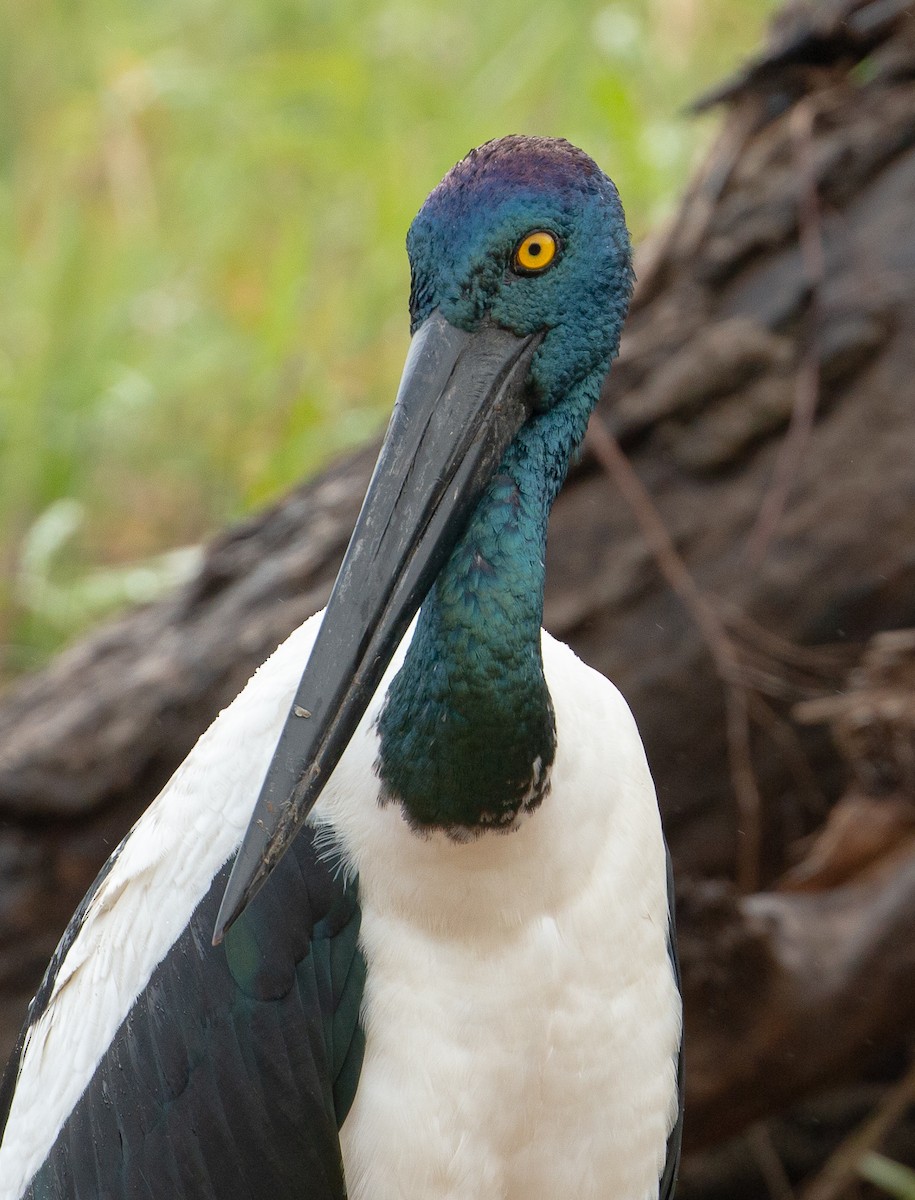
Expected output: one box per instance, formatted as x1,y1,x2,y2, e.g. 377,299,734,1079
0,613,679,1200
333,632,680,1200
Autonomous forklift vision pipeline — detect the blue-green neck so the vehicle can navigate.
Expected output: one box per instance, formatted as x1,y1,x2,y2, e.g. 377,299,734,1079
377,371,600,833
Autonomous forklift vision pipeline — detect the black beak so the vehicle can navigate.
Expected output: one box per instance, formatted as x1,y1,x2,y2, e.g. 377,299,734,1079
213,310,540,943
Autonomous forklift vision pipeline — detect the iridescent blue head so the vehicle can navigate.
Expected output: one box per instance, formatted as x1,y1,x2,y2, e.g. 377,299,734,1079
217,138,634,937
408,135,633,408
372,137,633,834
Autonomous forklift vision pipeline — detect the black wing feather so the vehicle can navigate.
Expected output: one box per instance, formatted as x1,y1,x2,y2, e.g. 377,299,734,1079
4,825,364,1200
659,844,684,1200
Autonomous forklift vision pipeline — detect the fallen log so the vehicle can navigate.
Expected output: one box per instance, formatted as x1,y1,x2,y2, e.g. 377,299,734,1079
681,845,915,1150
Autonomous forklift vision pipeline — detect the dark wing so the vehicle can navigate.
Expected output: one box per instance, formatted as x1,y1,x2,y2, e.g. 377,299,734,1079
659,844,683,1200
2,825,364,1200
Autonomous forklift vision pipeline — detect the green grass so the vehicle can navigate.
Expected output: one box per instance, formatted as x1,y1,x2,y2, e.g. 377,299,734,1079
0,0,778,677
860,1153,915,1200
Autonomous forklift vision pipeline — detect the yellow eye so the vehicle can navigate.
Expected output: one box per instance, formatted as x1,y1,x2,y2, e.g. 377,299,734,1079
513,230,558,274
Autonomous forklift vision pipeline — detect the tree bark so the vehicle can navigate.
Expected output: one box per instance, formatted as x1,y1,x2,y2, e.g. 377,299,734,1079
2,0,915,1183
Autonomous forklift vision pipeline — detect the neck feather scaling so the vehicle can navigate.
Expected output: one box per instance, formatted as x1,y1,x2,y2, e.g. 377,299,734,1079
376,369,601,834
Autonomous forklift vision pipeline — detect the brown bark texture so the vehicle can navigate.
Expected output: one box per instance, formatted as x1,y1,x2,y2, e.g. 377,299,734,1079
2,0,915,1190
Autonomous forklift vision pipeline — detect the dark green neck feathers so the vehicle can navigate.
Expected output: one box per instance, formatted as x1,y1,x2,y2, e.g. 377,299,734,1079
377,136,632,834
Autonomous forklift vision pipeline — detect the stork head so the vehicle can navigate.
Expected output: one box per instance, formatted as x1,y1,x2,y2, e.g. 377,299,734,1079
215,137,632,941
408,136,633,407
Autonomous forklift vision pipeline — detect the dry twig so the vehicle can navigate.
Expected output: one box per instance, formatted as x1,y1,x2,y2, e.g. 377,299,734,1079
585,416,763,892
748,1122,797,1200
799,1057,915,1200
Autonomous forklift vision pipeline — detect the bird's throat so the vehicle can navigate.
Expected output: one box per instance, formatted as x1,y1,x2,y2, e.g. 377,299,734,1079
377,383,596,834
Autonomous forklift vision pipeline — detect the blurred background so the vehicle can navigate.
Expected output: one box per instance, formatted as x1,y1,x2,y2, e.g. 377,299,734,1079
0,0,776,678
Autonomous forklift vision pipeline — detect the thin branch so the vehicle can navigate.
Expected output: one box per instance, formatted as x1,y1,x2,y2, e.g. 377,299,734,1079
748,1122,797,1200
799,1057,915,1200
723,605,858,681
747,692,827,818
585,416,763,892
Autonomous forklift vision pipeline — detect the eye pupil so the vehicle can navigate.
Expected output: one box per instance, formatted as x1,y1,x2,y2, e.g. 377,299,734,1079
528,243,542,257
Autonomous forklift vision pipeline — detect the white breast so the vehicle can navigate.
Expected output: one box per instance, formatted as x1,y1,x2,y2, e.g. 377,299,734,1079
0,621,678,1200
315,632,681,1200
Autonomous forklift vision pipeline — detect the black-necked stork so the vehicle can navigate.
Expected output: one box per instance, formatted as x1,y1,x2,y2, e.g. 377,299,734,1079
0,136,682,1200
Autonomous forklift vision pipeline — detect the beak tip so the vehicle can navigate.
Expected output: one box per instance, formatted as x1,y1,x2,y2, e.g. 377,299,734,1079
212,862,259,946
211,896,237,947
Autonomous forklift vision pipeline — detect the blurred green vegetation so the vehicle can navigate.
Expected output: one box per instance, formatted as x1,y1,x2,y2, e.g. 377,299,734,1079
0,0,778,677
861,1153,915,1200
